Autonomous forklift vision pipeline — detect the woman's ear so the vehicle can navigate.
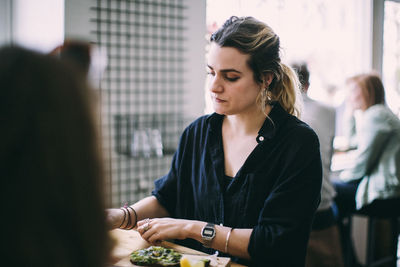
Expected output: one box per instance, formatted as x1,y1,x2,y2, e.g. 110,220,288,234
262,72,274,88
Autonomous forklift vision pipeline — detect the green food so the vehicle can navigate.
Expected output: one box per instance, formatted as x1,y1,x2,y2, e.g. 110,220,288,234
130,246,182,266
201,259,211,266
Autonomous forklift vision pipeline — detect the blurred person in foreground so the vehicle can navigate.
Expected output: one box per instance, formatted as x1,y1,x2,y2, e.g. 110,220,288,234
50,39,107,88
292,62,343,267
106,16,322,266
0,46,112,267
50,40,92,76
334,72,400,263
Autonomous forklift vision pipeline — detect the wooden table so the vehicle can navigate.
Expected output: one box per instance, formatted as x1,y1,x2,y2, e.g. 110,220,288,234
109,229,246,267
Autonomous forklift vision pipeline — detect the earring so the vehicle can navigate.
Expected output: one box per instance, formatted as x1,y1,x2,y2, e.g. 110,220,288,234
261,86,269,110
266,88,272,101
261,86,268,101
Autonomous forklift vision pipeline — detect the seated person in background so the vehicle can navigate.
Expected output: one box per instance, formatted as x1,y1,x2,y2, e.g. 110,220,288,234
0,46,112,267
292,62,343,267
334,72,400,216
334,72,400,262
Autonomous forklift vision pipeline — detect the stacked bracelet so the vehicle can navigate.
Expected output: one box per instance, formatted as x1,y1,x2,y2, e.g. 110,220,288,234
118,208,127,228
118,205,138,230
126,207,131,228
225,228,233,254
126,206,137,229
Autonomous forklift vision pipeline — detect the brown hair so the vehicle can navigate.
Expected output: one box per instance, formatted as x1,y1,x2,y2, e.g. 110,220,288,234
50,40,92,76
210,16,301,117
291,62,310,92
346,72,386,108
0,46,112,266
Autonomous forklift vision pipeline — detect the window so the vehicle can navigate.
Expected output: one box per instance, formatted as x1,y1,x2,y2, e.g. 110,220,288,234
383,0,400,116
12,0,64,52
206,0,371,113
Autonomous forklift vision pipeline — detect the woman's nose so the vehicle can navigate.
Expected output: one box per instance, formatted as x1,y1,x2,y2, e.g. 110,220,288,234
209,75,223,93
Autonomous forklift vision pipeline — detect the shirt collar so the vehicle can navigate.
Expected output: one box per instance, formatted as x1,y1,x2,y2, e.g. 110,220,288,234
257,101,289,142
206,101,290,142
206,112,224,132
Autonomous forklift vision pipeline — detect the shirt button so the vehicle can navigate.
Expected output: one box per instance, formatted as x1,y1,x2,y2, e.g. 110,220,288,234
256,135,265,143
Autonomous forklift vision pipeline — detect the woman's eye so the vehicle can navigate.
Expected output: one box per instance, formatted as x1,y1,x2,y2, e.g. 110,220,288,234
207,71,215,76
226,76,239,82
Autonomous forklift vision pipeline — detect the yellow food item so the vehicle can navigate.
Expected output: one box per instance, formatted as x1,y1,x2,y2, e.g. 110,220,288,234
180,257,192,267
179,257,206,267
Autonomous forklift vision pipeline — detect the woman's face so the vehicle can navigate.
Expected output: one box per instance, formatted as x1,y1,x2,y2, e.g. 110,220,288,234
348,81,368,111
207,43,262,116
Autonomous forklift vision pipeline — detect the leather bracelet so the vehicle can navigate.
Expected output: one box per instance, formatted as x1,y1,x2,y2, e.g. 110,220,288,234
225,228,233,254
127,206,137,229
126,207,131,229
118,208,127,228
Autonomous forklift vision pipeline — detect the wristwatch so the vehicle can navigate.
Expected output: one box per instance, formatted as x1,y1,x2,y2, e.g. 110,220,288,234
201,223,216,247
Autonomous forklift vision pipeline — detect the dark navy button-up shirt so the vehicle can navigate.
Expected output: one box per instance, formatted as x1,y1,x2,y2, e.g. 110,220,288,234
152,102,322,266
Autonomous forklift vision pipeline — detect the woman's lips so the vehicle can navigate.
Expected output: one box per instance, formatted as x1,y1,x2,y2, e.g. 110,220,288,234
215,97,226,103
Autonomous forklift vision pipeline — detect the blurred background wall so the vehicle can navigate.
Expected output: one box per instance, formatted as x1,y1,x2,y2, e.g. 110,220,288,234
0,0,206,207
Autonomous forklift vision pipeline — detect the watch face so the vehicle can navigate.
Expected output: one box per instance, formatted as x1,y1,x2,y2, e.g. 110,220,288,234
203,228,214,237
202,224,215,240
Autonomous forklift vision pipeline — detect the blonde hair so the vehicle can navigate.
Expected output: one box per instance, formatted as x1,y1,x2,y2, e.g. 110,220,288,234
211,16,302,117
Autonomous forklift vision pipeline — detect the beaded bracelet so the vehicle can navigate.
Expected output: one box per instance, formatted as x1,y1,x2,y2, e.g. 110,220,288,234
225,228,234,254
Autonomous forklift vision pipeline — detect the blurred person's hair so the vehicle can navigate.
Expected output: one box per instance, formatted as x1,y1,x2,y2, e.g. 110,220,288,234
211,16,301,117
0,45,112,267
50,40,92,77
291,62,310,92
346,72,386,108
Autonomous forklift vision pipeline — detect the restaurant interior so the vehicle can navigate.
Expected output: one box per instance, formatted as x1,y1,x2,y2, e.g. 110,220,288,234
1,0,399,266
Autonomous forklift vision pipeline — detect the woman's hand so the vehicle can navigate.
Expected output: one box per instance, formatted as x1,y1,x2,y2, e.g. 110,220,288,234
136,218,193,245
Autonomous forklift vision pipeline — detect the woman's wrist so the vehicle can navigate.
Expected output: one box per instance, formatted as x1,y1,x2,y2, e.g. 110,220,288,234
184,220,203,240
106,208,125,229
117,206,138,230
118,208,127,228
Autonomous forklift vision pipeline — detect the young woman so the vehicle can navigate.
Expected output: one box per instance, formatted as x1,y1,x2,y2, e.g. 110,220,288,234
107,16,322,266
333,73,400,266
334,73,400,217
